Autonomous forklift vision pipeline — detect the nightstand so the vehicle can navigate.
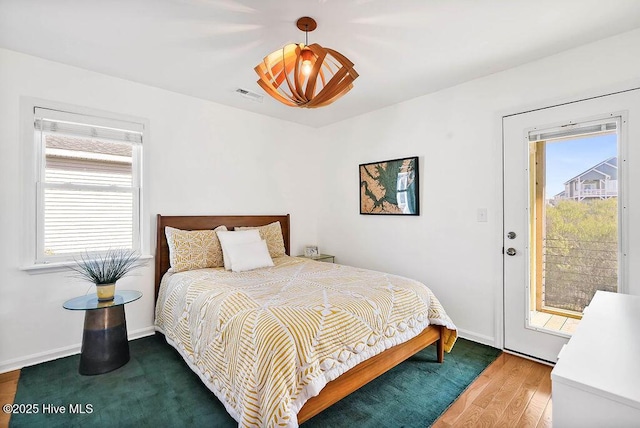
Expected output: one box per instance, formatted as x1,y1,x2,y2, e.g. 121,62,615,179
298,254,335,263
63,290,142,375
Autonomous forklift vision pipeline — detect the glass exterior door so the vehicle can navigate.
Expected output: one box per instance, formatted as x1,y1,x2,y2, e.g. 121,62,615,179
503,90,635,362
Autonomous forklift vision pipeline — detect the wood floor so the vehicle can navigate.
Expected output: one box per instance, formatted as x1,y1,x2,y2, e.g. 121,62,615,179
0,370,20,428
433,352,553,428
0,352,551,428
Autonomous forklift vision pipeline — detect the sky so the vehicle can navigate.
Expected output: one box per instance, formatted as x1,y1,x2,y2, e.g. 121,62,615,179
545,133,617,196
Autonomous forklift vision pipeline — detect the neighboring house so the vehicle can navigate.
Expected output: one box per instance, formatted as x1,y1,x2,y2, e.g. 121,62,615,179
553,156,618,202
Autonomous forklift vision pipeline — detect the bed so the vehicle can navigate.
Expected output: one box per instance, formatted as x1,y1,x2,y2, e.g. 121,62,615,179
154,214,457,427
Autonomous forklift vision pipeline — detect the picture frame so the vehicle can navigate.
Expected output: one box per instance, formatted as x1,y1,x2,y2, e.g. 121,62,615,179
359,156,419,215
304,245,319,258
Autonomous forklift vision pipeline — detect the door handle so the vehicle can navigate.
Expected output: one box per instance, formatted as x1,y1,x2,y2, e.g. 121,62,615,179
506,248,517,256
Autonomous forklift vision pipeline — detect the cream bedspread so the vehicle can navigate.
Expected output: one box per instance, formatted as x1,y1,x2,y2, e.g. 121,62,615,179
155,256,457,428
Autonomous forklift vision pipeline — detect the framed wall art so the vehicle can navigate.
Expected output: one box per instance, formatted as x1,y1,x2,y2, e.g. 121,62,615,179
359,156,419,215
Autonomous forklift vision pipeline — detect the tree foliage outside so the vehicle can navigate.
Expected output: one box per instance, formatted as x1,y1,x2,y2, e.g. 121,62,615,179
544,198,618,313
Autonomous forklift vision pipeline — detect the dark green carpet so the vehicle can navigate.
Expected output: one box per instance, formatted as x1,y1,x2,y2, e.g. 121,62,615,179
11,334,500,428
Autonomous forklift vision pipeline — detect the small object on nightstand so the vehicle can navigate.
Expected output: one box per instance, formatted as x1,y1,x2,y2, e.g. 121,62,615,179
63,290,141,375
303,245,319,258
298,253,335,263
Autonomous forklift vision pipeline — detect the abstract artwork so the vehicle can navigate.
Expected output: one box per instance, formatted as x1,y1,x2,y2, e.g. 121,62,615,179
359,156,419,215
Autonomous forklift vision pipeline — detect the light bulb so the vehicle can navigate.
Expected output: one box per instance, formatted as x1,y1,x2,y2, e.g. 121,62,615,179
300,47,315,76
301,60,313,76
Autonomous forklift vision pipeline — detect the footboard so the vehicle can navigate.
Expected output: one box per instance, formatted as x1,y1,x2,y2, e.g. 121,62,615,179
298,325,443,423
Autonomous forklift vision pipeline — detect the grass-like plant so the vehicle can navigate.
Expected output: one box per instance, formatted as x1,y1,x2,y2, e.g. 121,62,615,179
71,249,143,284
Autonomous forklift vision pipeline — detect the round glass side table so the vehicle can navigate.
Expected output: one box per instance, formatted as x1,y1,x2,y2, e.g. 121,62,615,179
63,290,142,375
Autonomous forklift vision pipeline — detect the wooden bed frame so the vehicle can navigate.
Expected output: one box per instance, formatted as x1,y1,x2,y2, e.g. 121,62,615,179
154,214,444,424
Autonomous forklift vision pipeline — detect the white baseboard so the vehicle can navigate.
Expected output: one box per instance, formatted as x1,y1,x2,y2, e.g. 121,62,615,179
2,326,497,374
128,326,156,341
0,326,155,374
457,328,498,348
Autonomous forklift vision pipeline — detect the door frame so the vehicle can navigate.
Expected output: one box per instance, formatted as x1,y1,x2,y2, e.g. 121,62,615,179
495,84,639,354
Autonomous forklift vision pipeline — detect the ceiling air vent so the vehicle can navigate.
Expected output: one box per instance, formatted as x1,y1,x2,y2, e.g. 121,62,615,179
235,88,263,103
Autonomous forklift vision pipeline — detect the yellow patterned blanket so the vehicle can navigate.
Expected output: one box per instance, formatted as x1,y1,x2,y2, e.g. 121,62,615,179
155,256,457,427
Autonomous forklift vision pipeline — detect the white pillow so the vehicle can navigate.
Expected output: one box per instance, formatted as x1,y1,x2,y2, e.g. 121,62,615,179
216,229,262,270
226,239,274,272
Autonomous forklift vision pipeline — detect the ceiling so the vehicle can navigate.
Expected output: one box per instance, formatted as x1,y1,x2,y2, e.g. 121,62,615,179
2,1,640,128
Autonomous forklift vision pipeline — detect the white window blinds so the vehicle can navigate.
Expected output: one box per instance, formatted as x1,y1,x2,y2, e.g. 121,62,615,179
528,119,617,142
34,107,143,261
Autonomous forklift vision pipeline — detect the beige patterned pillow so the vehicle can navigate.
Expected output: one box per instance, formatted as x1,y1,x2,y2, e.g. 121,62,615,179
165,225,227,272
235,221,286,258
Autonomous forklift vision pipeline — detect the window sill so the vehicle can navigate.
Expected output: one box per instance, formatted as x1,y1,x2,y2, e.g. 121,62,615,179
20,254,154,275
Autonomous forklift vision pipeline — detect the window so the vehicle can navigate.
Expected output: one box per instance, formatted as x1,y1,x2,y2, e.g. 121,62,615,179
528,118,620,333
33,107,143,263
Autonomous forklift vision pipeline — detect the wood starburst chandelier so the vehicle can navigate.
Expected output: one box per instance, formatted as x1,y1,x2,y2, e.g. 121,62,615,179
255,17,359,108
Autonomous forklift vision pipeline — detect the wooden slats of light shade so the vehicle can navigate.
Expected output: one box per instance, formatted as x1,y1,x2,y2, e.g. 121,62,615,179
255,43,358,108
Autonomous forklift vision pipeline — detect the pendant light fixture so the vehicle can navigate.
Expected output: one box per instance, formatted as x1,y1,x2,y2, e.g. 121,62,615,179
255,17,358,108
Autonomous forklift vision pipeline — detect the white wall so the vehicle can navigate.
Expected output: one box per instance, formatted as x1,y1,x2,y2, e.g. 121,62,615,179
3,27,640,371
0,48,320,371
315,29,640,345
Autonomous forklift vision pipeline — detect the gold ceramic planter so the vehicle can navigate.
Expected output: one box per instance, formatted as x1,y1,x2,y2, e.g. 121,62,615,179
96,283,116,301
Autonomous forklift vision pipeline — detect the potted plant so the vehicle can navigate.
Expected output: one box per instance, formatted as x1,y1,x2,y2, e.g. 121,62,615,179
71,249,143,301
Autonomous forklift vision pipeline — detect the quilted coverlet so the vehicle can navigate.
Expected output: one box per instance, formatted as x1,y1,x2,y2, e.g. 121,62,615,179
155,256,457,427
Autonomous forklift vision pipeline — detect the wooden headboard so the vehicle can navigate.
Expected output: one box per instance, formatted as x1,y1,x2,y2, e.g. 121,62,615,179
154,214,290,300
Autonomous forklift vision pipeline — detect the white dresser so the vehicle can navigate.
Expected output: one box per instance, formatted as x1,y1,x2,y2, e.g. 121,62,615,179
551,291,640,427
